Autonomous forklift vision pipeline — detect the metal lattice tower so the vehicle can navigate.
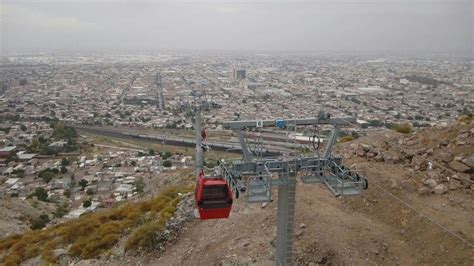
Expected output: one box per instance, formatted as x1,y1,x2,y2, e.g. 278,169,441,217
196,110,368,266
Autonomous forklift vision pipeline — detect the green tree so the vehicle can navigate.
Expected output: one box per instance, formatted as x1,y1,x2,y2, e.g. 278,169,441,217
205,160,216,169
61,157,70,166
161,151,173,159
86,188,95,195
78,179,88,191
52,123,78,141
34,187,48,202
134,178,145,193
60,166,68,174
30,214,50,230
20,124,27,131
163,160,172,167
83,200,92,208
148,149,155,156
40,171,54,183
54,204,69,218
12,169,25,178
351,131,359,139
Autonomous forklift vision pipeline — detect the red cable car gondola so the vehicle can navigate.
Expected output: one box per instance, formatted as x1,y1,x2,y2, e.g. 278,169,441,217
195,170,233,220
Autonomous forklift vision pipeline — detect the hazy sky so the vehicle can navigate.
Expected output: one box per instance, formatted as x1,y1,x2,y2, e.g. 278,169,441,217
1,0,472,54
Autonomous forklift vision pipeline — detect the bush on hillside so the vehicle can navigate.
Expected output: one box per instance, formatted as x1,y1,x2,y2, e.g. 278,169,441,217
391,123,412,134
339,136,355,143
0,186,192,265
30,214,50,230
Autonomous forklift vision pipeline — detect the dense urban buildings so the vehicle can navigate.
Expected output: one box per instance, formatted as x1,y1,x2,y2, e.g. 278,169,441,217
1,53,471,131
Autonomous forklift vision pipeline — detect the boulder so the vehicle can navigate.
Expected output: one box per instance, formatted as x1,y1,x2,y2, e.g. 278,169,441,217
438,152,453,163
411,156,428,171
374,153,384,162
417,187,431,196
390,178,400,189
425,148,434,155
366,152,376,158
404,138,419,146
53,248,68,258
383,151,401,164
360,143,373,152
356,145,366,157
434,184,448,195
423,178,437,189
448,161,470,173
453,174,473,187
349,143,358,154
461,156,474,168
448,179,461,190
457,132,469,140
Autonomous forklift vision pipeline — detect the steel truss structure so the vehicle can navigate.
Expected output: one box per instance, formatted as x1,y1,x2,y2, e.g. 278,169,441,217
196,110,368,266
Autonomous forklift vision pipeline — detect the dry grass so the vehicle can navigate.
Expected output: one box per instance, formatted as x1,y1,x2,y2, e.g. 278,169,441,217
0,186,193,265
339,136,355,143
391,123,412,134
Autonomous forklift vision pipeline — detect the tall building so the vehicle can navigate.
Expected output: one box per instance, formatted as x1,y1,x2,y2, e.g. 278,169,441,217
233,68,246,80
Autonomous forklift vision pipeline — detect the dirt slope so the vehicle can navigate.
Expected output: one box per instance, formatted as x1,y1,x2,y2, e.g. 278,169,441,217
104,120,473,265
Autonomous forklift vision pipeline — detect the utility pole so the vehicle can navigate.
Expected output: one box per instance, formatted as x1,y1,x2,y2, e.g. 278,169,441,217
194,106,203,175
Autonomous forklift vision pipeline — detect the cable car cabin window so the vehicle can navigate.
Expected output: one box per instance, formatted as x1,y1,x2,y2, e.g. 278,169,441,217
200,185,231,209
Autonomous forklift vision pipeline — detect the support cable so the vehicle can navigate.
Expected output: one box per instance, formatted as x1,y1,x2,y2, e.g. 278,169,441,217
369,181,473,248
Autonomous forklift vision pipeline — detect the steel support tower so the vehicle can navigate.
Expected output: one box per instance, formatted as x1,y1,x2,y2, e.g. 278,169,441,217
196,110,368,266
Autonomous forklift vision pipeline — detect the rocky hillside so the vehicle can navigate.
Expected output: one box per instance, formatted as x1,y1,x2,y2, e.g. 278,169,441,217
0,199,56,239
337,118,473,196
0,184,195,265
0,118,472,265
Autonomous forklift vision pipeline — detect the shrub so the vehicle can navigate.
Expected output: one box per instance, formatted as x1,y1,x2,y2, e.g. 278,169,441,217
125,221,165,251
0,186,192,265
33,187,48,202
60,166,68,174
39,170,54,183
83,200,92,208
30,214,50,230
163,160,172,167
339,136,354,143
134,178,145,193
61,157,70,166
54,205,69,218
86,188,95,195
148,149,156,156
78,179,88,191
391,123,412,134
205,160,217,169
458,114,472,124
12,169,25,178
